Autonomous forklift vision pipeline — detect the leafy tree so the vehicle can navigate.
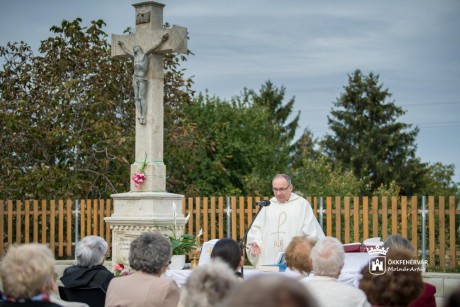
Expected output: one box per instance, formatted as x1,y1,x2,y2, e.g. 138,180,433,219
292,155,364,196
420,163,459,196
0,18,194,199
180,92,291,196
372,181,402,197
321,69,428,195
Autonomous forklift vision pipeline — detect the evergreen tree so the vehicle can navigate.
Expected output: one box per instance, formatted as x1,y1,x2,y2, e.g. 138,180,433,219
321,69,428,195
243,80,300,145
291,127,317,169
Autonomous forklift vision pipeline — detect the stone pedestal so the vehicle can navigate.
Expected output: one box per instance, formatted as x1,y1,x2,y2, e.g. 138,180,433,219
105,192,186,264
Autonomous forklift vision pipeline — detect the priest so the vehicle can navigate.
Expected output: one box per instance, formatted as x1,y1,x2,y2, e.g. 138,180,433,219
247,174,325,267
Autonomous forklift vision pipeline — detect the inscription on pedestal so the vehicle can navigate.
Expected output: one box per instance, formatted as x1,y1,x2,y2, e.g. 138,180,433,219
115,232,140,261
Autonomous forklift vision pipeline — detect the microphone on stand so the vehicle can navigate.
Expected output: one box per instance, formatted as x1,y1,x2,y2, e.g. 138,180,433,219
254,200,271,207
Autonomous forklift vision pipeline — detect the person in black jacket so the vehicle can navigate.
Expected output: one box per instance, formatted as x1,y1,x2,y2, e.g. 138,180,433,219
60,236,114,292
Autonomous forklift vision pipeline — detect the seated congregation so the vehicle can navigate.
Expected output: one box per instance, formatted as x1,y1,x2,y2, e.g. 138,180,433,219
0,233,446,307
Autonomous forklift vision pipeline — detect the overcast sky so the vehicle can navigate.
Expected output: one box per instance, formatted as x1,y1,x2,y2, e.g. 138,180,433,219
1,0,459,183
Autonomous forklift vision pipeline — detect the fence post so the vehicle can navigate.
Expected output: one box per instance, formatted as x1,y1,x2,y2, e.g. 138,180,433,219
226,196,231,238
421,196,427,271
74,199,79,260
319,196,324,229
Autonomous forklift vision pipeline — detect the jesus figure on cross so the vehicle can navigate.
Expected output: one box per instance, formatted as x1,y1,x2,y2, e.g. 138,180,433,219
117,33,169,125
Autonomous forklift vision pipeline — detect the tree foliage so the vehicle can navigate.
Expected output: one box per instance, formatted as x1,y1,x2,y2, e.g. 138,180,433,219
243,80,300,144
1,18,457,198
179,92,292,196
291,127,318,169
321,70,429,195
292,155,364,196
0,18,194,199
420,162,459,196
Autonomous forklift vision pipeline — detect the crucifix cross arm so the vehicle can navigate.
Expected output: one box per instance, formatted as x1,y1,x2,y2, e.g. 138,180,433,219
116,33,169,59
112,25,187,60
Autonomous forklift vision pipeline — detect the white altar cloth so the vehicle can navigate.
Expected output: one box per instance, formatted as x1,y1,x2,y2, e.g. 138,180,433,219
163,252,370,288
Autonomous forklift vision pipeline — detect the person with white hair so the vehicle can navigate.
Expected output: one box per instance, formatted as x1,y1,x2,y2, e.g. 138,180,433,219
178,261,240,307
0,244,64,306
305,236,370,307
60,235,114,292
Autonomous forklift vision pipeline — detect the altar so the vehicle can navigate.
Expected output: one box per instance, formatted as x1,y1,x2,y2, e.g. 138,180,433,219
163,252,370,288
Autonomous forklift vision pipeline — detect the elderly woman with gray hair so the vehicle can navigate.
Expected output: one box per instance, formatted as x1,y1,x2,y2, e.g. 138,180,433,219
305,237,370,307
178,261,240,307
60,235,114,292
105,231,180,307
0,244,63,307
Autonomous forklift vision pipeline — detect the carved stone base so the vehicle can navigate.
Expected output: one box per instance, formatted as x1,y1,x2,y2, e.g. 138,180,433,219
105,191,186,265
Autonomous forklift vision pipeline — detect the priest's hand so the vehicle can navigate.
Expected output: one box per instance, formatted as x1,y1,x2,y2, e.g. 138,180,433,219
248,242,261,256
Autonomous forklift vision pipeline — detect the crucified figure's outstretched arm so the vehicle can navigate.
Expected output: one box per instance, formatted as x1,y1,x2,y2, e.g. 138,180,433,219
117,33,169,61
117,40,133,57
145,33,169,55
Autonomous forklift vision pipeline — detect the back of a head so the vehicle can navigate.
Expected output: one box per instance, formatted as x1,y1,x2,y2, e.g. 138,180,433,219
359,248,423,306
310,236,344,277
285,235,317,274
0,244,55,300
76,235,108,267
180,261,240,307
223,274,316,307
129,231,171,274
444,285,460,307
384,234,415,255
210,238,242,271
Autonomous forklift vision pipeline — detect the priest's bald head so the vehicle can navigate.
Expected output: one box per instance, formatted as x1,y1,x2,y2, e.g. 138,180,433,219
272,174,293,203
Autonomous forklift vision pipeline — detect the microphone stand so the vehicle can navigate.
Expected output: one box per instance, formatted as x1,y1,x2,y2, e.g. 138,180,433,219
238,204,265,277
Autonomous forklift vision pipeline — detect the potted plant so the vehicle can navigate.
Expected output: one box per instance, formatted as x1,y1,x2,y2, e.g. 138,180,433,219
168,232,197,270
168,205,201,269
169,233,197,255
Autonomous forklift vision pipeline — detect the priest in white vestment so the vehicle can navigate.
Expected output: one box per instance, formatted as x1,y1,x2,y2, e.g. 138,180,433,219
247,174,325,267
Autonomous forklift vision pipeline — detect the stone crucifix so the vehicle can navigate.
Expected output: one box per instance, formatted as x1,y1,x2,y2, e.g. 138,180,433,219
111,1,187,192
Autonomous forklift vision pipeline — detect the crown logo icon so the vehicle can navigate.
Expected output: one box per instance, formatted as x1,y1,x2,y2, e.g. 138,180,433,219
366,245,389,256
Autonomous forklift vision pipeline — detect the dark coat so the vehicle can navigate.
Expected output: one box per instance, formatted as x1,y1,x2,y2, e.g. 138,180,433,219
60,265,114,292
410,282,437,307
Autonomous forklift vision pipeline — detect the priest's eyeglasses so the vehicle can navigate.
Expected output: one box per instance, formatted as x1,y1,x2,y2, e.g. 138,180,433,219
272,185,291,193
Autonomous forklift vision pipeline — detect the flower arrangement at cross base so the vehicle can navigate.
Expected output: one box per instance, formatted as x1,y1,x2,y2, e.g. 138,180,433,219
132,155,148,189
113,260,131,277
